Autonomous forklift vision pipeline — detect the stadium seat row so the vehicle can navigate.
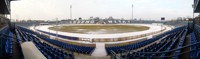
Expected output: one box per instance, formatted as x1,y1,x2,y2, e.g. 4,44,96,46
37,29,79,40
17,26,95,55
106,26,187,55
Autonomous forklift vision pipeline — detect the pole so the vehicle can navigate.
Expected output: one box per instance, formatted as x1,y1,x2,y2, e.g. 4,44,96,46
56,18,58,39
132,4,133,20
10,13,12,32
192,4,195,30
70,5,72,20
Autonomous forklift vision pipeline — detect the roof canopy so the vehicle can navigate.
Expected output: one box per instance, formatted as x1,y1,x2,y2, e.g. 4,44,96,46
194,0,200,13
0,0,16,14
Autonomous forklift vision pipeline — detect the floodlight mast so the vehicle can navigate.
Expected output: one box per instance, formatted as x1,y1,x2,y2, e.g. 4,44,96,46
70,5,72,20
132,4,133,20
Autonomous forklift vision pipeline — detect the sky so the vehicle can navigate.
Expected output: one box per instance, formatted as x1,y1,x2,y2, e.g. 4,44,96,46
11,0,194,20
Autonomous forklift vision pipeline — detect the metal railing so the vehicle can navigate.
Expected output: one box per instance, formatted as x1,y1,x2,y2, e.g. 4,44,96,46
110,40,200,59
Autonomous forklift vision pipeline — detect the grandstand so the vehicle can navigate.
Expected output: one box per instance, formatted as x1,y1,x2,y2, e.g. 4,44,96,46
0,0,200,59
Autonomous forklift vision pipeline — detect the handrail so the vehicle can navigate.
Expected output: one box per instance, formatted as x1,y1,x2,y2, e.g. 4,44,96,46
111,40,200,58
133,48,200,58
133,39,199,54
110,50,121,59
110,27,200,58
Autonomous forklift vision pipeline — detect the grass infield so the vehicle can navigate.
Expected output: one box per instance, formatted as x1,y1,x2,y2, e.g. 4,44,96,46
49,24,149,34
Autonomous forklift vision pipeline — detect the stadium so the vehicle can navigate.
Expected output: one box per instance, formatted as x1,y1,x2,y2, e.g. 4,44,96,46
0,0,200,59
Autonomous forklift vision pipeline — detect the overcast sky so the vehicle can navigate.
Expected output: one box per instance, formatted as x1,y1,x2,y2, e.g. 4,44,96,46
11,0,194,20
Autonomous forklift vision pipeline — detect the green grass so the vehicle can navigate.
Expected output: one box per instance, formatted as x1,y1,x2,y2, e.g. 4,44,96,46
49,25,149,34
